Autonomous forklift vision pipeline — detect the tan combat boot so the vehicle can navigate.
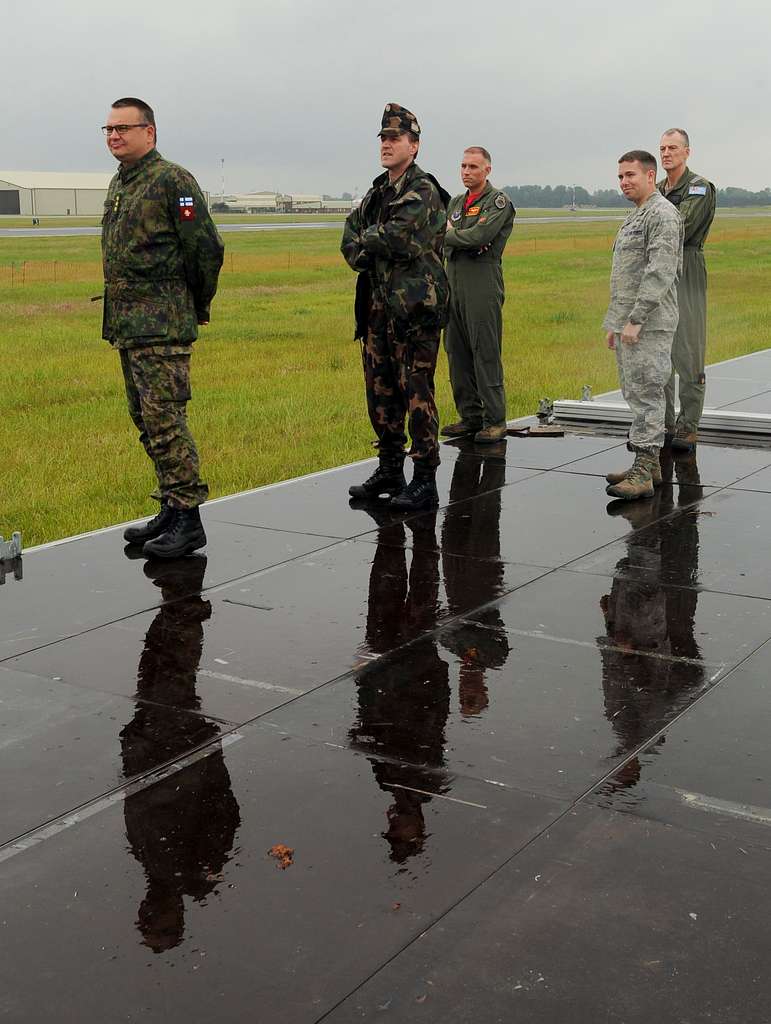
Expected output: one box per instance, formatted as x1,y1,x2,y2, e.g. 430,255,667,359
474,423,508,444
605,452,657,500
671,426,697,452
606,454,662,488
441,420,482,438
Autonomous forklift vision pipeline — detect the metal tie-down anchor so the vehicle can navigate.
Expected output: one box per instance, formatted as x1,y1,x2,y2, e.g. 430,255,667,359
0,532,22,560
0,532,23,585
581,385,593,402
529,398,564,437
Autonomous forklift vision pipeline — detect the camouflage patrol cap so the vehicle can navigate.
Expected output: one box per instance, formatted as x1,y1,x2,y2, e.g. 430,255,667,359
378,103,421,138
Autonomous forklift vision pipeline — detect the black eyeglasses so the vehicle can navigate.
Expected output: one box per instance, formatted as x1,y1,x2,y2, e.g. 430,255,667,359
101,124,149,136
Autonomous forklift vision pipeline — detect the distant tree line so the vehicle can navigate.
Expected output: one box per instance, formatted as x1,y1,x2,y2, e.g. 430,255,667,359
501,184,771,208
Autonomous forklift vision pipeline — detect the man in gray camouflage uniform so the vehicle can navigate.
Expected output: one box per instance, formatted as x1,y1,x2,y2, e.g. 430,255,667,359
603,150,684,501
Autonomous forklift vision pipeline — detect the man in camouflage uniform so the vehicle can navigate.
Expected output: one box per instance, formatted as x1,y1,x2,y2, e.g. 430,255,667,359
604,150,684,501
341,103,450,512
658,129,716,451
101,97,224,557
442,147,515,444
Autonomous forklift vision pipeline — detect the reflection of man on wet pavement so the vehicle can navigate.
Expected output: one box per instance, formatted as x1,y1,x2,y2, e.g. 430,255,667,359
599,452,706,786
440,449,510,716
120,557,240,952
349,510,450,863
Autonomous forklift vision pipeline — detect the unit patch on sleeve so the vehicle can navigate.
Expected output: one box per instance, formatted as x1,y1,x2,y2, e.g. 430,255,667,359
494,193,507,209
688,185,708,196
179,196,196,221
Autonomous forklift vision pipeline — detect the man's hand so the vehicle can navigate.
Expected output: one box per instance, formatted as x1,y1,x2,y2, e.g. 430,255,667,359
606,330,616,350
621,321,642,346
446,219,454,231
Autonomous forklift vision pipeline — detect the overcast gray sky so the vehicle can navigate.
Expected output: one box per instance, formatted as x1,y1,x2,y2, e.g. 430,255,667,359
5,0,770,196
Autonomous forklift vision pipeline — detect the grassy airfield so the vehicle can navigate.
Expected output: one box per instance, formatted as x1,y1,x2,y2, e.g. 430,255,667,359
2,214,770,546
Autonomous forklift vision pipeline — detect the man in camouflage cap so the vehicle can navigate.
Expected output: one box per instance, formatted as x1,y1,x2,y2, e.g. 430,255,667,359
101,97,224,557
604,150,684,501
442,146,515,444
342,103,450,511
658,129,716,452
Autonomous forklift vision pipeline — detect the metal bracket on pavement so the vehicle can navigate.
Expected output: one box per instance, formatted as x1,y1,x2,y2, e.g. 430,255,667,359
0,557,23,585
552,400,771,439
0,532,22,560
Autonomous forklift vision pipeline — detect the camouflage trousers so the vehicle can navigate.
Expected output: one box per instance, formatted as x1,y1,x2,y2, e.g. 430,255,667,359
614,328,674,453
120,349,208,509
362,303,441,468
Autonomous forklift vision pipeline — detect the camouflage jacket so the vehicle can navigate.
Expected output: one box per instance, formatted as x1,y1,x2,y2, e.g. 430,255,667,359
657,166,716,249
341,161,450,338
444,182,515,263
101,149,224,349
603,191,684,333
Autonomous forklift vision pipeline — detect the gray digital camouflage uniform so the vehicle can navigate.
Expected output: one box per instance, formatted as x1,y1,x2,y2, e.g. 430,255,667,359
658,167,716,434
102,148,224,509
603,191,684,452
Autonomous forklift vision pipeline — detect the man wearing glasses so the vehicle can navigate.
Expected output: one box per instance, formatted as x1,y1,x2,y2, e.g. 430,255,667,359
101,97,224,558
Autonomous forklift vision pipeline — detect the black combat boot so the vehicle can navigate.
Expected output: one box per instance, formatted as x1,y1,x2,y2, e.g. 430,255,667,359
348,452,406,501
389,467,439,512
123,502,175,545
142,506,207,559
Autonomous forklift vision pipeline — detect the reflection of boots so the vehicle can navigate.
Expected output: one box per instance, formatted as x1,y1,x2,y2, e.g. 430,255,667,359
349,452,406,501
143,553,208,601
605,496,658,529
674,451,703,495
390,465,439,511
605,452,657,500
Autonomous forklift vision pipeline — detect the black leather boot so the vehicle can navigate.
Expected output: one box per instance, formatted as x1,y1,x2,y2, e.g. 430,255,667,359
389,468,439,511
348,452,406,501
142,507,207,559
123,502,175,545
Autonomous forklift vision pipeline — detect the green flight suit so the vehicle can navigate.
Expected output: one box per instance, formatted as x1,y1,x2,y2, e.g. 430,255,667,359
443,182,515,428
657,166,716,434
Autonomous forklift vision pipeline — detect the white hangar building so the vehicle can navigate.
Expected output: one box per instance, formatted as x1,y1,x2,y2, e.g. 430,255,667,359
0,171,115,216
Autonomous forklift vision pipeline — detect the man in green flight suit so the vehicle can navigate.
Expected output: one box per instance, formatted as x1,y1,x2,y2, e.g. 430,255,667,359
441,147,515,444
101,97,224,558
658,129,716,451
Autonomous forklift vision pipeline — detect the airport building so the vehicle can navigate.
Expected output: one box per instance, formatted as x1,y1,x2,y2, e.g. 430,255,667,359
213,191,354,214
0,171,213,217
0,171,115,216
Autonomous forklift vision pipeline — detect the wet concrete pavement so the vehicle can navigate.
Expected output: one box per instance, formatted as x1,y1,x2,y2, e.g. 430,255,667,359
2,408,771,1020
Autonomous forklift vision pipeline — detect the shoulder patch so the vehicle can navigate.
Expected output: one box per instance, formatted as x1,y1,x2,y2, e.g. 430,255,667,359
688,185,708,196
494,193,507,209
178,196,195,221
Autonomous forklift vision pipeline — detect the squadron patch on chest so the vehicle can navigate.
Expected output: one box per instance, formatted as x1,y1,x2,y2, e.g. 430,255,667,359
451,210,462,222
466,205,481,216
179,196,195,221
494,193,507,209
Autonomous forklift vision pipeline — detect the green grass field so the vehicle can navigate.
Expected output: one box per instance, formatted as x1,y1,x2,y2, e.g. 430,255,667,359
2,215,771,546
